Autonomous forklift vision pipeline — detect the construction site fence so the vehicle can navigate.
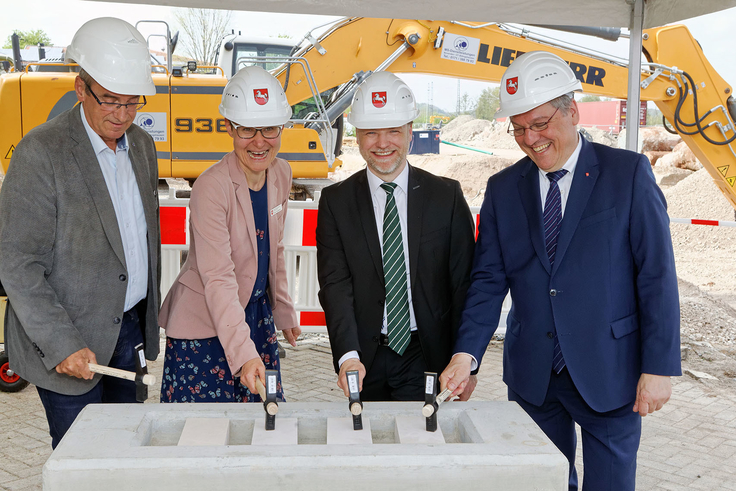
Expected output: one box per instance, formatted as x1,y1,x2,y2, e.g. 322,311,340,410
159,193,511,335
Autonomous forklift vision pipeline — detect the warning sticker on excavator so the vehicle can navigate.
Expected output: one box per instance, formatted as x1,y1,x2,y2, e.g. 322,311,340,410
727,176,735,187
718,165,729,177
441,33,480,65
4,145,14,160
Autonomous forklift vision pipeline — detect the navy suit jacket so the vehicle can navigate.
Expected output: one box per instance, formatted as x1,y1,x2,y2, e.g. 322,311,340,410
455,137,681,413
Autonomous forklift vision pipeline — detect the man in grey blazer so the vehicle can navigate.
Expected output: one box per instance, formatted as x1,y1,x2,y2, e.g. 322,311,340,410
0,18,160,448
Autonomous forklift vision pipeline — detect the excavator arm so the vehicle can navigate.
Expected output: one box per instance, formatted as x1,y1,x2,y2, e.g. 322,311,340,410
275,18,736,209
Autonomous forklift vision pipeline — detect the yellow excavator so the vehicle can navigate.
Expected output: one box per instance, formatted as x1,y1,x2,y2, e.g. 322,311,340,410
1,17,735,209
272,17,736,209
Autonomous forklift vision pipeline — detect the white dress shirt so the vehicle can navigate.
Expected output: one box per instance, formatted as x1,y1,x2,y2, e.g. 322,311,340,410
338,163,418,368
80,103,149,312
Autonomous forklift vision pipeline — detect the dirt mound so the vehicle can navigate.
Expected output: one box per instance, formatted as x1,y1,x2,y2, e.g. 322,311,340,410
409,153,515,206
580,127,617,146
658,141,702,171
618,126,682,152
441,118,494,142
664,168,736,315
441,115,474,133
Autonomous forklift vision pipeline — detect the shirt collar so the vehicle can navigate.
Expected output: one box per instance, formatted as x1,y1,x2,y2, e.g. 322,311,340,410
539,131,582,180
79,103,129,156
367,161,410,197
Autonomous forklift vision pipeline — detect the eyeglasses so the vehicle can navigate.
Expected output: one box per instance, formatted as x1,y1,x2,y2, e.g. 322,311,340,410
84,81,146,111
231,123,283,139
507,107,559,137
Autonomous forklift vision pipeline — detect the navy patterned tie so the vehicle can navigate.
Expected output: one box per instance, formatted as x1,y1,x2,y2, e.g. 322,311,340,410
544,169,567,374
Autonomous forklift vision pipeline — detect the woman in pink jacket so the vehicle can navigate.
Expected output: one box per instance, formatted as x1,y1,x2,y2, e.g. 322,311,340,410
159,66,301,402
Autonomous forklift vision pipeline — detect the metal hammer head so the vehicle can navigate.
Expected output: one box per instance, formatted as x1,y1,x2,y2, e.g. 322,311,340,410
424,372,438,432
346,370,363,430
263,370,279,431
133,343,149,403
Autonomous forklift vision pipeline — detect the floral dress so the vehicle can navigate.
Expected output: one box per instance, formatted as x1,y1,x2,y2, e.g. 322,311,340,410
160,184,285,403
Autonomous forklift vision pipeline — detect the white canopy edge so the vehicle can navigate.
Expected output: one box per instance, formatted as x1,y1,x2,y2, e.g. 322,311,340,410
86,0,736,28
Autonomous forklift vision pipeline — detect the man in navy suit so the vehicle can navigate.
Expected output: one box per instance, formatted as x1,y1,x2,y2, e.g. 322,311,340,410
440,51,681,490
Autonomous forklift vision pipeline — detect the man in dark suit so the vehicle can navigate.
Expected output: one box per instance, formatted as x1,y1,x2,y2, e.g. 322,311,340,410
317,72,475,401
0,18,160,449
440,51,681,490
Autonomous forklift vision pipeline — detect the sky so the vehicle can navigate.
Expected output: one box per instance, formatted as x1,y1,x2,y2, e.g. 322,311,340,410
2,1,736,113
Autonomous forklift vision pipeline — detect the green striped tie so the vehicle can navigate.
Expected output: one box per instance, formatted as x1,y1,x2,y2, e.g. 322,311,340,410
380,182,411,356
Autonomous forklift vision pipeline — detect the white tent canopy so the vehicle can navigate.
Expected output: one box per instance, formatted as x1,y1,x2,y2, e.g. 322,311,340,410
94,0,736,150
94,0,736,28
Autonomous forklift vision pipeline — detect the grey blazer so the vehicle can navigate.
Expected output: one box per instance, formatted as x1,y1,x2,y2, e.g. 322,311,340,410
0,104,161,395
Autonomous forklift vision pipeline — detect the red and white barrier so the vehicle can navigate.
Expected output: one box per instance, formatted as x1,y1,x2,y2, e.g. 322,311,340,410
670,217,736,227
162,200,736,333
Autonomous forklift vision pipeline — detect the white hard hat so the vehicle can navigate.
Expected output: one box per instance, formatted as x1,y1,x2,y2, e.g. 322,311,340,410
495,51,582,119
219,65,292,127
65,17,155,96
348,71,420,129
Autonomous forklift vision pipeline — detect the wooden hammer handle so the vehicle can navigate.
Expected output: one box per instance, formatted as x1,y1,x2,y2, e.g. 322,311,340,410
255,377,279,415
255,377,267,400
88,363,156,386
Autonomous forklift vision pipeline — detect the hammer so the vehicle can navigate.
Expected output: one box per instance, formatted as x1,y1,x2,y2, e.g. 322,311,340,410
255,370,279,430
88,343,154,402
421,372,442,432
346,370,363,430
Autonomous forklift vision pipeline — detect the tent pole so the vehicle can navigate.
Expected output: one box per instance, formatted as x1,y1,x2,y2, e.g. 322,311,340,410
625,0,644,152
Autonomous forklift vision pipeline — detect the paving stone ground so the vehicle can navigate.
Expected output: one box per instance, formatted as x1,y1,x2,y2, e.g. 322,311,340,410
1,335,735,490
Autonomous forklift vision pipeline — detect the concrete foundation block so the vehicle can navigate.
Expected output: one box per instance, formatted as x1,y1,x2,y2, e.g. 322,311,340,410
326,417,373,444
394,416,445,444
177,418,230,446
44,402,568,490
251,417,298,445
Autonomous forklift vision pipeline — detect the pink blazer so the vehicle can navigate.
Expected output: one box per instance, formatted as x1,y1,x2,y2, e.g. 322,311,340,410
159,152,298,374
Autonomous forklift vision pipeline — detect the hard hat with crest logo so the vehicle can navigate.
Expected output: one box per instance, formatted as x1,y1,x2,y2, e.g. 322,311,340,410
219,65,292,127
495,51,582,119
348,71,420,129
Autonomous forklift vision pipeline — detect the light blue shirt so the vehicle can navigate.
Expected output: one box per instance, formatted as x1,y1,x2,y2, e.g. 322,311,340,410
80,103,149,312
539,133,582,216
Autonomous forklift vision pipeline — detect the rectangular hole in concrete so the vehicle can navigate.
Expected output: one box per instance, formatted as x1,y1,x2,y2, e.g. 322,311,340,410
140,410,482,447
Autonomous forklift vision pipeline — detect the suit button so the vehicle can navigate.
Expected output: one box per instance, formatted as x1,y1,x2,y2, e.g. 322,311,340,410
372,336,379,342
119,274,127,281
549,289,557,296
547,332,554,339
113,317,121,324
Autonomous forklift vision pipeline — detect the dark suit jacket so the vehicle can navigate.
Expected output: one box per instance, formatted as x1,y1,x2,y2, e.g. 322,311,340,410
455,137,681,413
317,165,475,374
0,104,161,395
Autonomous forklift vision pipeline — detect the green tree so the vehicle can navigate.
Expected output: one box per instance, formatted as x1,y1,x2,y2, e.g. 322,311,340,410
456,92,477,116
475,86,500,120
578,94,603,103
3,29,52,49
646,106,663,127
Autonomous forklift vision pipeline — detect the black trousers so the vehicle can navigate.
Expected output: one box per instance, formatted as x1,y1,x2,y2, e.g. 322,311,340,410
360,332,428,401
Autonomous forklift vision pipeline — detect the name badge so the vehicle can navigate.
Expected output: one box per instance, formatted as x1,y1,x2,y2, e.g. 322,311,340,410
270,204,283,216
